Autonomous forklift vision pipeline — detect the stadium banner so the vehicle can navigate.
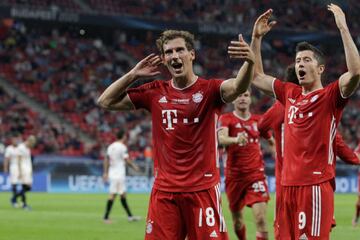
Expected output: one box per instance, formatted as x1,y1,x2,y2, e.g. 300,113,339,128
0,173,48,192
46,175,359,194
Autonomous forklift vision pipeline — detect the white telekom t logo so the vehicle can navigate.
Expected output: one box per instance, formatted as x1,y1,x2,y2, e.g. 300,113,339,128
162,110,177,130
288,105,299,124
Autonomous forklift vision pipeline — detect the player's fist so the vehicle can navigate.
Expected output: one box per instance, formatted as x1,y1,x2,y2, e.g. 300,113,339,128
252,9,276,38
236,132,248,146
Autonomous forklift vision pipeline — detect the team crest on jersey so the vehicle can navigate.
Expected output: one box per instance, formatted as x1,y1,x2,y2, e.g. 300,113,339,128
146,220,154,234
235,123,242,128
158,96,168,103
192,91,203,103
310,95,319,103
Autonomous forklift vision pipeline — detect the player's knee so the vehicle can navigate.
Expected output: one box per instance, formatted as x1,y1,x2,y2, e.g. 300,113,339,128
233,218,245,230
254,215,267,229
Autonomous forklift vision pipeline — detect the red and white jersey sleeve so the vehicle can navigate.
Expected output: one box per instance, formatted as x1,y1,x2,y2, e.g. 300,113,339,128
335,133,359,165
273,79,348,186
218,112,266,180
127,77,225,192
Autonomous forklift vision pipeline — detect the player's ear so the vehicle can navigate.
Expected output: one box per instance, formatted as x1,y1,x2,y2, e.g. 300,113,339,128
318,64,325,74
190,49,195,61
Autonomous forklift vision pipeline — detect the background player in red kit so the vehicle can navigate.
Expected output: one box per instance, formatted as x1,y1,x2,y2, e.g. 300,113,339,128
98,30,255,239
218,89,274,240
353,143,360,227
227,4,360,239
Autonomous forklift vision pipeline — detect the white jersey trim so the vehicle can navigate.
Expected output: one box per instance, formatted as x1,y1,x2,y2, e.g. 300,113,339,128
170,76,199,91
271,78,278,98
232,111,251,121
311,186,321,237
328,116,336,165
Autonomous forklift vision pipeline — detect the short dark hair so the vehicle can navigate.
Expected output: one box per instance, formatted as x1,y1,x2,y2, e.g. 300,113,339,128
284,63,299,84
116,129,125,140
156,30,195,55
295,42,325,66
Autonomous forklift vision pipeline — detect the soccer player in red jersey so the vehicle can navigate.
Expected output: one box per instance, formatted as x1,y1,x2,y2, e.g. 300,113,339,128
353,143,360,227
218,89,274,240
260,64,359,237
228,4,360,239
98,30,255,239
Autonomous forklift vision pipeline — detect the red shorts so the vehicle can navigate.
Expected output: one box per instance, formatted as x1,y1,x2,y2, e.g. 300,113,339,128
274,183,282,240
145,183,228,240
225,177,270,212
278,181,334,239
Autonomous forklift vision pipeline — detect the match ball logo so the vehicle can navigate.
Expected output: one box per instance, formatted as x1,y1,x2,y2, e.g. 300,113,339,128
192,91,203,103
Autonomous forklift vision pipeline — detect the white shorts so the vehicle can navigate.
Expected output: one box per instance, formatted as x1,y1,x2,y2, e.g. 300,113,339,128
20,170,33,185
109,178,126,194
9,165,20,184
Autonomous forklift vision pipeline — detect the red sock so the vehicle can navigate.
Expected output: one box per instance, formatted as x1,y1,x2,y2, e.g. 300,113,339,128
235,225,246,240
256,231,268,240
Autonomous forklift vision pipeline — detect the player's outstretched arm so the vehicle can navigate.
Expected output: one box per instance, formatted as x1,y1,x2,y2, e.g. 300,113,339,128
335,133,360,165
97,54,161,111
328,3,360,97
250,9,277,96
221,34,254,103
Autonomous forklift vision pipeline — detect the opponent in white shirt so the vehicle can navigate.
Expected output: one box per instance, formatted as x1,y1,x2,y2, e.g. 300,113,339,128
3,133,21,208
17,135,36,210
102,130,140,223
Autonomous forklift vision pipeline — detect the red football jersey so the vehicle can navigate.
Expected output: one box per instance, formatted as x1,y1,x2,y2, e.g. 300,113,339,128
218,112,270,180
258,100,285,188
127,77,224,192
273,79,348,186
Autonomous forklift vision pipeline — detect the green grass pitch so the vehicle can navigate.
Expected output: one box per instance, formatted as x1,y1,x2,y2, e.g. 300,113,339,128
0,193,359,239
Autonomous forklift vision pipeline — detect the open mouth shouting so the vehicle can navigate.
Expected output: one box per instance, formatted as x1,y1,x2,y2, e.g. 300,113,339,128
298,69,306,80
171,61,183,73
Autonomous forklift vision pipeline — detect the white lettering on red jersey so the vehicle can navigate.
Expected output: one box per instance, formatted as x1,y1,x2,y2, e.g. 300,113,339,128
127,77,225,192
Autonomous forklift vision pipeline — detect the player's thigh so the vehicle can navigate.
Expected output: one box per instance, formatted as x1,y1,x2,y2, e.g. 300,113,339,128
109,178,125,194
244,178,270,207
225,179,246,212
183,184,228,240
296,183,334,239
21,169,32,185
145,189,186,240
9,166,19,184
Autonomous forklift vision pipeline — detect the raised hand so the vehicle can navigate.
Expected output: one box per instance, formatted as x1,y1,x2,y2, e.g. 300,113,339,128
130,53,162,79
328,3,348,31
228,34,255,63
252,9,276,38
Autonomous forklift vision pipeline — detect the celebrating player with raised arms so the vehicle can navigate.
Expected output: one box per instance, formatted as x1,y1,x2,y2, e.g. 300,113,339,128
98,29,255,239
227,4,360,239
